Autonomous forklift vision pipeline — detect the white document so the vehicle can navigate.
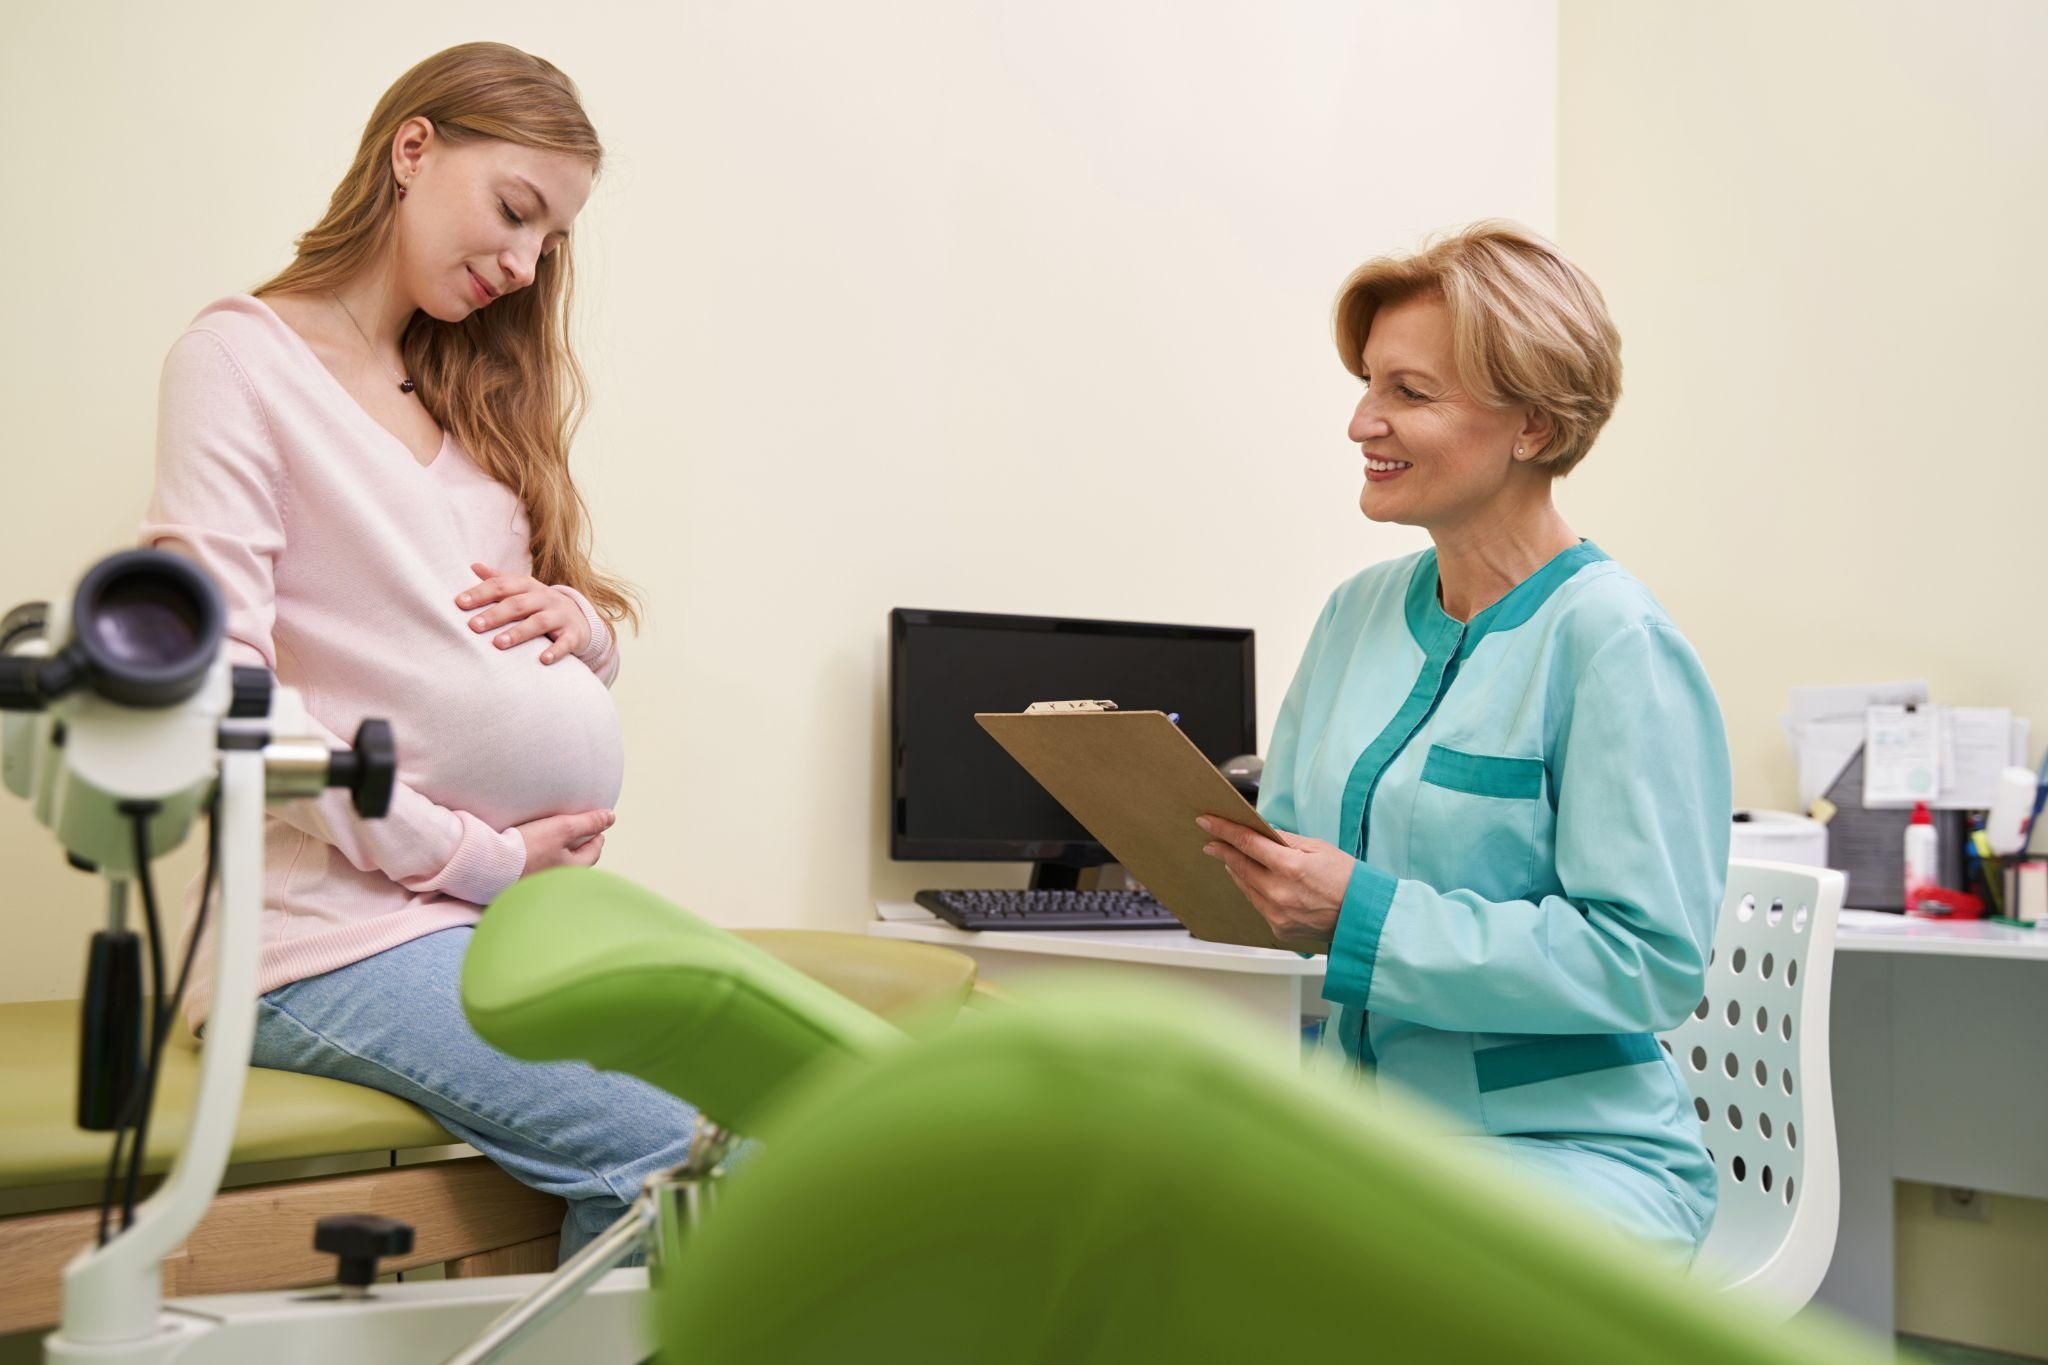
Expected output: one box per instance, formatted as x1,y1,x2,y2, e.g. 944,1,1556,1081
1784,681,1929,810
1864,704,1941,807
1936,707,2017,810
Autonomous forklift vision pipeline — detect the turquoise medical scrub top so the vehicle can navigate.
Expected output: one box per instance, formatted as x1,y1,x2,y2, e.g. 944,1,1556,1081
1260,541,1729,1254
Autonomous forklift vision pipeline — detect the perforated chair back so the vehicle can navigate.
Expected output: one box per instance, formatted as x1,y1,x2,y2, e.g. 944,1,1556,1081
1660,859,1844,1311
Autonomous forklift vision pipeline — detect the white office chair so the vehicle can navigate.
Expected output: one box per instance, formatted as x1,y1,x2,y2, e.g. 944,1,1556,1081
1660,857,1845,1314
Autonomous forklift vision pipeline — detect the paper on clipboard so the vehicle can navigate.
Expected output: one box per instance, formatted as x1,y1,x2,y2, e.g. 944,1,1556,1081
975,703,1285,950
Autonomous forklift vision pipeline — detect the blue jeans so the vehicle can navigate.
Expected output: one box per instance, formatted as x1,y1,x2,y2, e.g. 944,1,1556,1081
249,926,700,1264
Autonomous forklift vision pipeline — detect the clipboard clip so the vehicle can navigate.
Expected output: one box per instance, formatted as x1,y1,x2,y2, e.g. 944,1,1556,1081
1023,699,1119,714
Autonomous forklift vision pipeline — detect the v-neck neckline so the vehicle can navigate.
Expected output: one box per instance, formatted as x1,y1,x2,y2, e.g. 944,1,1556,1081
244,293,450,471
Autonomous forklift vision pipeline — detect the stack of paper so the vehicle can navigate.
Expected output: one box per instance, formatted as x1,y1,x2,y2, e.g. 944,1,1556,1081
1782,682,1927,811
1782,682,2031,812
1862,705,2030,810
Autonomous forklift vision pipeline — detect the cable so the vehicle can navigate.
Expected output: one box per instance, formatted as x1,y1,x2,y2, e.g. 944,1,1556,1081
95,789,224,1252
118,810,169,1230
90,879,133,1247
97,813,165,1244
94,788,222,1245
126,789,223,1231
165,789,220,1041
96,1084,129,1246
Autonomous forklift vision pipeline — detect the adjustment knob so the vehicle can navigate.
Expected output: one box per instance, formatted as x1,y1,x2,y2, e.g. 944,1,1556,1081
314,1212,413,1291
0,658,41,712
229,666,272,719
326,719,397,818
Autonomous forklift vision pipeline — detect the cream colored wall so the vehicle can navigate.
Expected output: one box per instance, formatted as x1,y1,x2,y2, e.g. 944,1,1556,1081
1558,3,2048,1355
0,1,1557,1003
1555,0,2048,815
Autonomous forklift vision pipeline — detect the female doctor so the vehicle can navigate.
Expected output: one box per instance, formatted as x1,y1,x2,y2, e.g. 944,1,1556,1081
1197,221,1729,1260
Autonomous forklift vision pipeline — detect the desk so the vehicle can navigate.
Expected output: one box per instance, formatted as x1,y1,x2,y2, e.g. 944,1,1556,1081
1814,910,2048,1340
869,906,1323,1064
871,902,2048,1339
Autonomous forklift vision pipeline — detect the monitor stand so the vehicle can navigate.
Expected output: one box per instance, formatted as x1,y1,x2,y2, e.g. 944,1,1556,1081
1029,859,1113,891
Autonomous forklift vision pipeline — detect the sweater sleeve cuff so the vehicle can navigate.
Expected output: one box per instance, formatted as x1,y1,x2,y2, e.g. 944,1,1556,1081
554,584,620,684
1321,860,1397,1009
424,813,527,907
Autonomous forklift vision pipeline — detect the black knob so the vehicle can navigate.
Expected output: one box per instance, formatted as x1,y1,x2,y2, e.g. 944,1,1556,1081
229,666,272,719
76,930,144,1131
314,1213,414,1289
326,719,397,818
0,648,80,712
0,657,42,712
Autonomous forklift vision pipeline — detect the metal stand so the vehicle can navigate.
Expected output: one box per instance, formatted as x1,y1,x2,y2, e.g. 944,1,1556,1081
39,734,693,1363
46,750,267,1360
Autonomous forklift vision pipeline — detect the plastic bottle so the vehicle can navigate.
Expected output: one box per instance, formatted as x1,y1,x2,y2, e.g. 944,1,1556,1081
1903,801,1938,908
1984,765,2036,855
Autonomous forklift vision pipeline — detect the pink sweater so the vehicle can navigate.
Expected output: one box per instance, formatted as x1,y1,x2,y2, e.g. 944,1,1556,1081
141,296,625,1028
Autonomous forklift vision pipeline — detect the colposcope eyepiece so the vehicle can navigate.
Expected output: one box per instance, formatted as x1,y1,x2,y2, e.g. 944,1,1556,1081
2,553,225,712
67,551,225,709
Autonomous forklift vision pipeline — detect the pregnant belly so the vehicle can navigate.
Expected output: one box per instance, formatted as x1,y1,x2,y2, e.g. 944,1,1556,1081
385,636,624,830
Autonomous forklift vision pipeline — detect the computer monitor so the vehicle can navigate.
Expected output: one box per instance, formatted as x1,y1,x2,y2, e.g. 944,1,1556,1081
890,607,1255,887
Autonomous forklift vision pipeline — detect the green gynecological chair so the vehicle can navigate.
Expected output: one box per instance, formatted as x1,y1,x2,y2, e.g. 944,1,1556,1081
466,870,1888,1365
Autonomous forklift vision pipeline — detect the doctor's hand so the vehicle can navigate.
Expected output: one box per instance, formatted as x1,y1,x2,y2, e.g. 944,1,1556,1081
1197,816,1353,954
515,808,615,874
457,563,590,665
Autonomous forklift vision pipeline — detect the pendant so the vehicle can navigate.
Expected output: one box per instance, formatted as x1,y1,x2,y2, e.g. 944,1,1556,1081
399,379,416,394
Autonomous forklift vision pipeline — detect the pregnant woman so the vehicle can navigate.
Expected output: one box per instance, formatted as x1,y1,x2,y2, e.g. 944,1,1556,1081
142,42,694,1262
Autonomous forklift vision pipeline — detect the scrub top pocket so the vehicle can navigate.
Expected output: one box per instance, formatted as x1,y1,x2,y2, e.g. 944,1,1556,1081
1408,745,1547,903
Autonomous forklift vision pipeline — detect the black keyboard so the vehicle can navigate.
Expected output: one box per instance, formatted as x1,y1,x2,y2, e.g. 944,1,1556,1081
915,888,1183,931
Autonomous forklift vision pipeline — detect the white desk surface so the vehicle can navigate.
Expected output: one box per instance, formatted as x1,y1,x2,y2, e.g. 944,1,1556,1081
1835,908,2048,961
870,903,1320,975
873,902,2048,968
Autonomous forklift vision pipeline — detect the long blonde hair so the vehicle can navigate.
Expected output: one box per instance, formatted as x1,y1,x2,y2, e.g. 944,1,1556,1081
258,42,637,628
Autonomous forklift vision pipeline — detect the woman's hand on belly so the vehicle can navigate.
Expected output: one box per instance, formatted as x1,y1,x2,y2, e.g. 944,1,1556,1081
1197,816,1354,954
457,562,590,665
515,807,616,874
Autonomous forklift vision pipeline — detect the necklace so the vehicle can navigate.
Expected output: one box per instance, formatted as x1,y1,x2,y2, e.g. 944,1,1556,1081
330,290,416,394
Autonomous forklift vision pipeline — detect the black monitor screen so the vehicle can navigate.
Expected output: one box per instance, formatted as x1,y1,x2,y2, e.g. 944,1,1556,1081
890,608,1255,862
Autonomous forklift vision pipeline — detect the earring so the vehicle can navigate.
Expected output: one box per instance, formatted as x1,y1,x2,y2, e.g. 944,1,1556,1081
1516,446,1524,456
397,181,408,200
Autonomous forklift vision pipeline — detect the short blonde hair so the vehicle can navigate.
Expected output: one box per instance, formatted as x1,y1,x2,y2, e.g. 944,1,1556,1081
1332,220,1621,476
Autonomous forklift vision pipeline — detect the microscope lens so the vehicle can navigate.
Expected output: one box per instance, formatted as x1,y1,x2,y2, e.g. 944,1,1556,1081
91,581,201,668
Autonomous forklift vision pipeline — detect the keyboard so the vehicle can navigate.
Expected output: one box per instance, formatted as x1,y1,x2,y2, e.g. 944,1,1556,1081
914,888,1183,931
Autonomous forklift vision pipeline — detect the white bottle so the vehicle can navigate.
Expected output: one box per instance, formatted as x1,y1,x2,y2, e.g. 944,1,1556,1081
1903,801,1938,907
1984,766,2036,856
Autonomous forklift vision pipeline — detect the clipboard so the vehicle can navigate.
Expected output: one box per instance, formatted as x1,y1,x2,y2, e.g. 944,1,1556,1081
974,700,1286,950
